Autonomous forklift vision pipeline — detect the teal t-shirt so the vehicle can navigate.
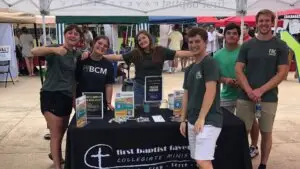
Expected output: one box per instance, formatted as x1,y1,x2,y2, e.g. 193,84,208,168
214,47,240,100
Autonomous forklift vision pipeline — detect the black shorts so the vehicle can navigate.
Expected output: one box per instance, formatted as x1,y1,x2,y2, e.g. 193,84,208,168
40,91,73,117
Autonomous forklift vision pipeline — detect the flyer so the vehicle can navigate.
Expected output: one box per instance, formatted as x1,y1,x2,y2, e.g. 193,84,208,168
115,92,134,118
173,90,184,117
75,95,88,128
0,46,11,61
83,92,104,119
144,76,163,103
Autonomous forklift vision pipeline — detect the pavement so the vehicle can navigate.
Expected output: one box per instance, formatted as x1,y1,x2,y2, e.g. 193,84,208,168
0,72,300,169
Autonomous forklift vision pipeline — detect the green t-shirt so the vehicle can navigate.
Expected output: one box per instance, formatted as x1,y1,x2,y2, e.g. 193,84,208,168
41,49,82,97
214,47,240,100
122,46,176,85
183,56,222,128
237,37,289,102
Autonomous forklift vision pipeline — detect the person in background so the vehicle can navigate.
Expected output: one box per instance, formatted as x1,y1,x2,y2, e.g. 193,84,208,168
168,24,183,73
180,26,190,71
235,9,289,169
82,24,93,49
180,27,222,169
76,35,114,112
243,24,252,42
214,23,241,113
248,27,256,38
206,26,214,56
212,26,223,53
39,28,53,46
86,30,192,107
14,30,23,74
19,27,35,76
91,30,97,39
31,25,83,169
217,28,224,49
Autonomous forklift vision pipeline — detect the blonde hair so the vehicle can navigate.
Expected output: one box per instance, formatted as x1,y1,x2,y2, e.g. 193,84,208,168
256,9,275,23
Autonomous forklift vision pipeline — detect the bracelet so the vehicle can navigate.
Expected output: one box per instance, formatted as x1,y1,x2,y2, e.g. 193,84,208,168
180,119,187,123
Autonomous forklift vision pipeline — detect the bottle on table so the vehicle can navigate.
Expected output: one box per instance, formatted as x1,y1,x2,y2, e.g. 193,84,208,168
144,102,150,113
168,93,174,110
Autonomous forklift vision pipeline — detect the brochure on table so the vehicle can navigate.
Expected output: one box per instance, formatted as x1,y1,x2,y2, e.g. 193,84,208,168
75,95,88,128
115,92,135,118
83,92,104,119
144,76,163,103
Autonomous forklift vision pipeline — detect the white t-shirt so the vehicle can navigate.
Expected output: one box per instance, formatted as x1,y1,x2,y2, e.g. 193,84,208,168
206,31,214,53
168,31,183,50
212,31,219,52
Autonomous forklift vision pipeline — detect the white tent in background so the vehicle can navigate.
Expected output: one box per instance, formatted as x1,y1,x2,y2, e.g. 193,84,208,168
246,0,300,15
1,0,300,44
0,0,239,16
1,0,300,16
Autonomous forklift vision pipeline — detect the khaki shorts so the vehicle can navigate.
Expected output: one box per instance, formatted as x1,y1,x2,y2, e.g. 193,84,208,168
236,99,277,132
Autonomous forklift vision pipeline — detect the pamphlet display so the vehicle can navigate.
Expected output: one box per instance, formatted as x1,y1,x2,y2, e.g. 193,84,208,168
83,92,104,119
75,96,88,128
115,92,134,118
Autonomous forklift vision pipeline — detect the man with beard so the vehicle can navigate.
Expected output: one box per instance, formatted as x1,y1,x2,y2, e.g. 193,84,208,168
214,23,241,114
235,9,289,169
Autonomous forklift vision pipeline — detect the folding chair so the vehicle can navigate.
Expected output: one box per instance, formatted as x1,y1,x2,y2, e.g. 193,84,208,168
0,60,15,88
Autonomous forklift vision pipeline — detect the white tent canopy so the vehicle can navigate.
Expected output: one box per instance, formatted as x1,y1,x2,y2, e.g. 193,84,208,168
1,0,300,16
247,0,300,15
1,0,238,16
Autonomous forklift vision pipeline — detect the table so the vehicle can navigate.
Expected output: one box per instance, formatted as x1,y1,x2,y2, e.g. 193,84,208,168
64,108,252,169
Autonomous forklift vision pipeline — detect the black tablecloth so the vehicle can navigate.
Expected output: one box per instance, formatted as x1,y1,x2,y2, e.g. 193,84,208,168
64,108,252,169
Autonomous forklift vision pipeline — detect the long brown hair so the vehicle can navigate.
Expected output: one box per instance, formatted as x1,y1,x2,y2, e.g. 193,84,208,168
130,30,164,64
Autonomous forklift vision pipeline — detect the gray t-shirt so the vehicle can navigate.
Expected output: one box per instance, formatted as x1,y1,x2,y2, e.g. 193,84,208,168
183,56,222,128
237,37,289,102
41,49,81,97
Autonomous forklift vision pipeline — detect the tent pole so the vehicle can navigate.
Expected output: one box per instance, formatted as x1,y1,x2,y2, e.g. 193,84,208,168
111,24,114,52
125,25,129,46
130,24,133,48
42,15,47,46
240,15,245,44
34,23,44,85
274,12,278,35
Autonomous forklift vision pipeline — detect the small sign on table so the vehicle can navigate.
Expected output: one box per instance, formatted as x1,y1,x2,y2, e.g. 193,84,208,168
83,92,104,119
144,76,163,103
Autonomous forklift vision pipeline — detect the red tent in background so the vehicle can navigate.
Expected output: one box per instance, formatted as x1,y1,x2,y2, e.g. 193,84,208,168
215,15,283,27
278,8,300,16
197,17,219,24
